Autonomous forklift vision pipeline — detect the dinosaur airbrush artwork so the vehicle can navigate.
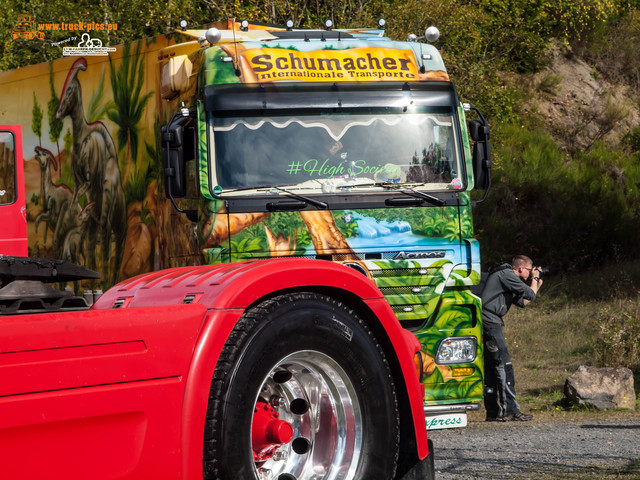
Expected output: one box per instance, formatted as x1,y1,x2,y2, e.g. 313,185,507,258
56,58,126,284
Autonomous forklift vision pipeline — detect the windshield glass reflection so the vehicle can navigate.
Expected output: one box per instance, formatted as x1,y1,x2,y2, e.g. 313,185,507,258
211,111,462,192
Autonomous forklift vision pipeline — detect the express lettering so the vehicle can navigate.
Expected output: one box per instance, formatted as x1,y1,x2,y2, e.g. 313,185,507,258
426,417,463,428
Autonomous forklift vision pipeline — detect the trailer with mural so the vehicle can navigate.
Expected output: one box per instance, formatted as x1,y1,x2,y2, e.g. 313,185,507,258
0,18,492,479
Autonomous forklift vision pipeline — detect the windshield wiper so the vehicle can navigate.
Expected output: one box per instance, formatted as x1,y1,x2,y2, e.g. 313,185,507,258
336,181,404,190
215,183,328,209
275,187,328,209
401,187,445,206
337,181,445,206
219,183,297,194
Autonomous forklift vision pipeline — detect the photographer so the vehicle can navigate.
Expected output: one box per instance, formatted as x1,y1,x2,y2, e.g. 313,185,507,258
481,255,544,422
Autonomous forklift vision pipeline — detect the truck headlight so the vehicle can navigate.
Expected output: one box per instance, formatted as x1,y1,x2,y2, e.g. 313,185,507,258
436,337,477,364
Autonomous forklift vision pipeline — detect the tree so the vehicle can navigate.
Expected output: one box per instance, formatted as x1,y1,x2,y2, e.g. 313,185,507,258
32,91,43,147
47,61,63,160
107,41,154,182
86,67,111,123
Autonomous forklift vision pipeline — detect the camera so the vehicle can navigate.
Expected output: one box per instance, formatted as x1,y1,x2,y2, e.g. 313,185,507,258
537,266,550,277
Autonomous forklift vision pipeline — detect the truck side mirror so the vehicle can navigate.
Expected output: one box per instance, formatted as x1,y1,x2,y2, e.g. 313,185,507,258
162,117,194,198
162,115,198,222
468,118,492,194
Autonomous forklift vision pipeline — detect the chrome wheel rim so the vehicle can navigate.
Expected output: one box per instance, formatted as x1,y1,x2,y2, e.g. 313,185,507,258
252,350,362,480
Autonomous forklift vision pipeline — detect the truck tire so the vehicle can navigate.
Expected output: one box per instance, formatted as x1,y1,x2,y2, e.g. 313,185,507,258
203,292,400,480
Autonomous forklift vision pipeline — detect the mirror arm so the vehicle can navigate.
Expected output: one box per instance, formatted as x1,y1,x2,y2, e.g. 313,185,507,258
472,171,491,206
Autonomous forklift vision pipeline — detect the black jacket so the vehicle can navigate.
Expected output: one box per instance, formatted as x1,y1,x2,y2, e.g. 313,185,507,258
480,264,536,325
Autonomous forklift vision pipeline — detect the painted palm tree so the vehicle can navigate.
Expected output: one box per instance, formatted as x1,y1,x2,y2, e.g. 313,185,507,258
107,41,154,184
32,92,43,148
87,67,111,124
48,62,63,161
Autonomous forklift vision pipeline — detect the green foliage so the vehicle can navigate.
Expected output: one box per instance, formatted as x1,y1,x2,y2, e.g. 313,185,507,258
623,126,640,153
230,236,266,256
107,41,154,181
543,0,620,41
581,10,640,100
124,163,149,203
477,123,640,269
47,61,63,153
57,161,75,191
205,0,387,29
86,67,110,123
538,73,564,95
334,214,359,238
62,127,72,165
594,299,640,371
31,91,42,146
0,0,212,71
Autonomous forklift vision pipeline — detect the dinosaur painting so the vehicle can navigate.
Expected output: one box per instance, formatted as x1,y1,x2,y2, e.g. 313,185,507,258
56,57,126,285
33,146,72,246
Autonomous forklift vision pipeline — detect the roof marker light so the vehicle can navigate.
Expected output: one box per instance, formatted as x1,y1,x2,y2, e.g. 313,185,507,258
425,26,440,43
378,18,386,29
240,20,249,31
286,19,294,30
325,19,333,30
179,19,188,31
205,28,221,45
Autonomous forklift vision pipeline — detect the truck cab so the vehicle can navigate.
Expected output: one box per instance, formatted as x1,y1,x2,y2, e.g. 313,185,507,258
160,21,492,428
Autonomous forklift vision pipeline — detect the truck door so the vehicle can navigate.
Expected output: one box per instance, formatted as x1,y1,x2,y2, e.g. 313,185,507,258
0,125,27,256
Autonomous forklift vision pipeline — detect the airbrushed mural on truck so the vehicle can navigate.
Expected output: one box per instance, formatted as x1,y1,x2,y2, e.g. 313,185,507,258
0,19,487,419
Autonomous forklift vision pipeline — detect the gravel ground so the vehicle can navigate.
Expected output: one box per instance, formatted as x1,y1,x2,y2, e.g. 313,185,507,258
429,416,640,479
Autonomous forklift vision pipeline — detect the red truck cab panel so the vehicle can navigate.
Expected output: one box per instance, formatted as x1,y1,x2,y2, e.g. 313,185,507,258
0,125,28,256
0,304,208,479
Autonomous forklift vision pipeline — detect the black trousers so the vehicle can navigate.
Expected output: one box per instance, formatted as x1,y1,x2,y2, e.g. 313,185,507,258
483,321,521,418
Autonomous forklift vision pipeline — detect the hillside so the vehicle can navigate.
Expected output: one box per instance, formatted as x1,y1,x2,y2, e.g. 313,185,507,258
474,27,640,272
529,41,639,155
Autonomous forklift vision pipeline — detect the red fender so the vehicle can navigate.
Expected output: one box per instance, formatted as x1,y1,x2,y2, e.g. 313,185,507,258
94,258,428,477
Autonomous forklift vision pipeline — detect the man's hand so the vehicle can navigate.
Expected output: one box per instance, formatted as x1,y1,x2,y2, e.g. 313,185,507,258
531,267,544,292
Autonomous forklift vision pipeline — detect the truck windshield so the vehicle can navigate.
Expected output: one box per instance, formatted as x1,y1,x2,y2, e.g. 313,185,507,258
210,109,463,193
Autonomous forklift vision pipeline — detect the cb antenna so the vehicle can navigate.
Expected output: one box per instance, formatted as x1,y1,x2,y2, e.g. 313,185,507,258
230,18,245,77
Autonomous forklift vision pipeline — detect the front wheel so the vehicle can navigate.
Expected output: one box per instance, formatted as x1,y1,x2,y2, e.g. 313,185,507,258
203,292,400,480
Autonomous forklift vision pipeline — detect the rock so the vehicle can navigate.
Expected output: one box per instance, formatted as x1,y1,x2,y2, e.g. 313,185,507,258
564,365,635,410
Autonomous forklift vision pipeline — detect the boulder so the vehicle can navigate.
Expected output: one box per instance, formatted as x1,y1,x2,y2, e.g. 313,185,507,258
564,365,635,410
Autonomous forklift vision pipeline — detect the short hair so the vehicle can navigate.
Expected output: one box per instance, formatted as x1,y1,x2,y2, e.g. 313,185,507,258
511,255,533,268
